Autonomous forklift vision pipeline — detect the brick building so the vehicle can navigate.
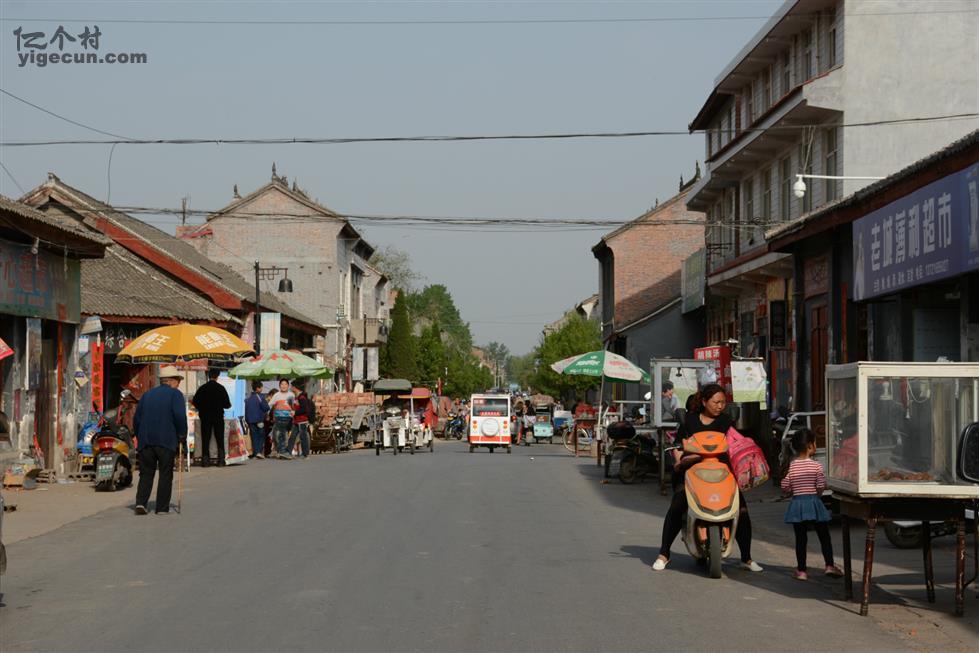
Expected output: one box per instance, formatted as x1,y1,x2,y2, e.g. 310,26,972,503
179,166,389,385
592,173,706,400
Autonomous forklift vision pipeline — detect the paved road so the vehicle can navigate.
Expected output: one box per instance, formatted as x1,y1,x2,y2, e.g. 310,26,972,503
0,442,959,652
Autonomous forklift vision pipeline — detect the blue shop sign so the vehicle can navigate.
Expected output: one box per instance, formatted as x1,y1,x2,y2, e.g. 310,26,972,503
853,163,979,301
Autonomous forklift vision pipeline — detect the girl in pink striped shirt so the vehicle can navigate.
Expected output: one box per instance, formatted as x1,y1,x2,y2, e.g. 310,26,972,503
781,429,843,580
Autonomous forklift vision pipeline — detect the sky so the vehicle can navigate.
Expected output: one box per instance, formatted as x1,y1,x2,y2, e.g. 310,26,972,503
0,0,781,353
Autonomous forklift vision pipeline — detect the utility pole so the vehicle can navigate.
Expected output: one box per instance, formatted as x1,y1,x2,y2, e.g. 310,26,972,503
254,261,261,356
181,197,188,226
362,312,368,383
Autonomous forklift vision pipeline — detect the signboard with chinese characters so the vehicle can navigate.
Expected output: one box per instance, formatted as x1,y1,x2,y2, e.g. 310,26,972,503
0,239,81,323
852,163,979,301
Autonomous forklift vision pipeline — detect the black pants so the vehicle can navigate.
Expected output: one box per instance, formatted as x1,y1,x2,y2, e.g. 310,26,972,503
136,446,176,513
658,490,753,562
200,416,225,462
793,522,835,572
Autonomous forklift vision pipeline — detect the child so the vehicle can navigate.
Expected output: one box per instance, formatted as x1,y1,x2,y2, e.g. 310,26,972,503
780,428,843,580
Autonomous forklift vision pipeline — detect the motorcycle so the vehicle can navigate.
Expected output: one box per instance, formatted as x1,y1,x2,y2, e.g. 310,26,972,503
884,508,977,548
617,433,659,484
678,430,740,579
94,420,134,492
332,414,354,453
445,412,466,440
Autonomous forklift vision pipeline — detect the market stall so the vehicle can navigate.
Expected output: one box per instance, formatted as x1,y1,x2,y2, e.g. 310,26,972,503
826,362,979,616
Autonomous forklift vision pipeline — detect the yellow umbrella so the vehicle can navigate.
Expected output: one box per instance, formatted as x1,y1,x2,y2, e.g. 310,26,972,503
115,324,254,363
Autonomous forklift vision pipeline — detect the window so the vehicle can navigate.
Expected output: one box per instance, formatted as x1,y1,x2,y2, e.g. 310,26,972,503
728,105,735,143
825,127,839,201
762,167,772,221
799,142,814,214
734,96,742,134
762,67,772,108
780,156,792,220
826,8,837,69
782,52,792,94
744,178,755,226
746,83,754,124
350,265,364,318
803,30,813,80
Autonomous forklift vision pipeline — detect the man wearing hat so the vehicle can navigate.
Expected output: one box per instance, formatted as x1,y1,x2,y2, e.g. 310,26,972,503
133,365,188,515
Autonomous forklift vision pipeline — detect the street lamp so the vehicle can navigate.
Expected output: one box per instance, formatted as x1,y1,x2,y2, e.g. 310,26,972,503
793,173,885,199
253,261,293,355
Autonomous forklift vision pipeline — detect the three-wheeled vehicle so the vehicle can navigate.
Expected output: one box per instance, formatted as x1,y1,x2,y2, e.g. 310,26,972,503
469,393,511,453
397,387,435,454
531,402,554,444
373,378,412,456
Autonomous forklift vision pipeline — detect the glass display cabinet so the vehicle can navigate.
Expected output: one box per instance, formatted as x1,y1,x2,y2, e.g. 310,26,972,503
826,362,979,498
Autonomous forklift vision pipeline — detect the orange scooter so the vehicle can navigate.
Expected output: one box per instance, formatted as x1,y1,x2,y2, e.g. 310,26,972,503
680,430,740,578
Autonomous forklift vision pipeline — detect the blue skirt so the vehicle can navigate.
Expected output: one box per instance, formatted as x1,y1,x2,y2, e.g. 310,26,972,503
784,494,831,524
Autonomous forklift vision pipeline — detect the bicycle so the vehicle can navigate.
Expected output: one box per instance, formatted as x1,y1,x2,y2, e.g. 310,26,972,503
563,422,595,454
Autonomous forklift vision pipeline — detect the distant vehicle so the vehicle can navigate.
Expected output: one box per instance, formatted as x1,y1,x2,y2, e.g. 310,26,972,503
469,394,512,454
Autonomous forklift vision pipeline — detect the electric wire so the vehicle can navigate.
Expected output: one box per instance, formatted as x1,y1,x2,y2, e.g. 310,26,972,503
3,113,975,148
0,88,133,141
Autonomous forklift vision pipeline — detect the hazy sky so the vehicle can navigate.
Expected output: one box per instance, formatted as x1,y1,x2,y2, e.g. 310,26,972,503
0,1,778,353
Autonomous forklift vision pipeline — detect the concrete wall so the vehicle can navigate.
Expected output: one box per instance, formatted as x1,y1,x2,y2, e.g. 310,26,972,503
839,0,979,196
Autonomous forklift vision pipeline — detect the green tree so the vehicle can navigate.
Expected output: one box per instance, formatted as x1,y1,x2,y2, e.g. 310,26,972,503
416,320,446,388
530,313,602,399
484,341,510,387
506,352,537,390
382,292,418,379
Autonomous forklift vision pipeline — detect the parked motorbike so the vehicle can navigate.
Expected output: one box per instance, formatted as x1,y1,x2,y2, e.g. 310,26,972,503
332,414,354,454
617,434,659,484
884,508,977,548
445,412,465,440
94,419,134,492
678,430,740,579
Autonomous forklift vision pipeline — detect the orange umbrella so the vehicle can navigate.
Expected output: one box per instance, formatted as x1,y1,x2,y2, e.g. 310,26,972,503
115,324,254,363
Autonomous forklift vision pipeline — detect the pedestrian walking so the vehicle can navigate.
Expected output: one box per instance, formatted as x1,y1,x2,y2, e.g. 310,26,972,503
780,428,843,580
245,380,270,459
269,378,296,459
287,380,314,459
133,366,188,515
192,368,232,467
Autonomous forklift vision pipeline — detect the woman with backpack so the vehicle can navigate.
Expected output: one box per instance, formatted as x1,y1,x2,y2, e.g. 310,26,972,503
652,383,763,572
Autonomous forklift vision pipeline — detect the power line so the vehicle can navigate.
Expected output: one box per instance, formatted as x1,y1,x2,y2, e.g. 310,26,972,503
0,161,26,194
2,9,974,25
0,88,133,140
3,113,976,148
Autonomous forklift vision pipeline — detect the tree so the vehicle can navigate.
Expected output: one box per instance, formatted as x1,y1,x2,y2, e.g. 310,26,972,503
382,292,418,379
484,341,510,387
416,320,446,389
506,352,537,390
530,313,602,400
369,245,422,292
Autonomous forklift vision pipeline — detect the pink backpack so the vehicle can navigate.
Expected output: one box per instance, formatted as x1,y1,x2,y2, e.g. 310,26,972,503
726,427,770,490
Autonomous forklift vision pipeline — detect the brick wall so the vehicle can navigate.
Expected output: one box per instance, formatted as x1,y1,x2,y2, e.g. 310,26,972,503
605,187,705,328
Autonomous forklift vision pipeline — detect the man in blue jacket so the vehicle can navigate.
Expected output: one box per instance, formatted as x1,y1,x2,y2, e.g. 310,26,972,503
133,366,188,515
244,380,270,459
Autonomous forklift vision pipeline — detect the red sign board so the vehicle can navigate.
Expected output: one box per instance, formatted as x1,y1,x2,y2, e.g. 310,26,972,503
0,336,12,362
693,345,733,400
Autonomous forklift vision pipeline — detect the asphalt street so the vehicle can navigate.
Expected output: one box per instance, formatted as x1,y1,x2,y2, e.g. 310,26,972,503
0,441,969,652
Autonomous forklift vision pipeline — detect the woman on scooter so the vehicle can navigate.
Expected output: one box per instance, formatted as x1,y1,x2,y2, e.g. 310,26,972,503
652,383,763,572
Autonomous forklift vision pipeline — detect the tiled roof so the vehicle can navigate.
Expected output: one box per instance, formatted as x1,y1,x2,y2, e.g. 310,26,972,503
82,245,238,323
0,193,111,254
27,176,323,329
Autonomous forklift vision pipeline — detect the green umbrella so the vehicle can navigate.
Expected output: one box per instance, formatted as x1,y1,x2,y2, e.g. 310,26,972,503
550,350,650,383
228,349,333,380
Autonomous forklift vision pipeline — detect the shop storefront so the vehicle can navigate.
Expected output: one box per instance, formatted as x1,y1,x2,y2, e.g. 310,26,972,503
0,199,107,470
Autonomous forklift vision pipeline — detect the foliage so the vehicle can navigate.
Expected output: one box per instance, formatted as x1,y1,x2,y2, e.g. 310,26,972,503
416,320,445,389
369,245,422,293
483,341,509,385
505,352,537,391
381,292,418,380
530,313,602,399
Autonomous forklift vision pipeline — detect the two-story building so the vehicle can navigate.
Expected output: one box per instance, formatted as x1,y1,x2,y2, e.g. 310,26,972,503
686,0,979,412
593,173,706,401
179,166,389,388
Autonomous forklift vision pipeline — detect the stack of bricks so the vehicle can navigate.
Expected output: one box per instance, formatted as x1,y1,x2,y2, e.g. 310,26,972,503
312,393,377,427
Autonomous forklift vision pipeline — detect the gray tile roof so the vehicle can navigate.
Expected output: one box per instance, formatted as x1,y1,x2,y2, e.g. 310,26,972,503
30,176,323,329
0,193,111,253
82,245,239,323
